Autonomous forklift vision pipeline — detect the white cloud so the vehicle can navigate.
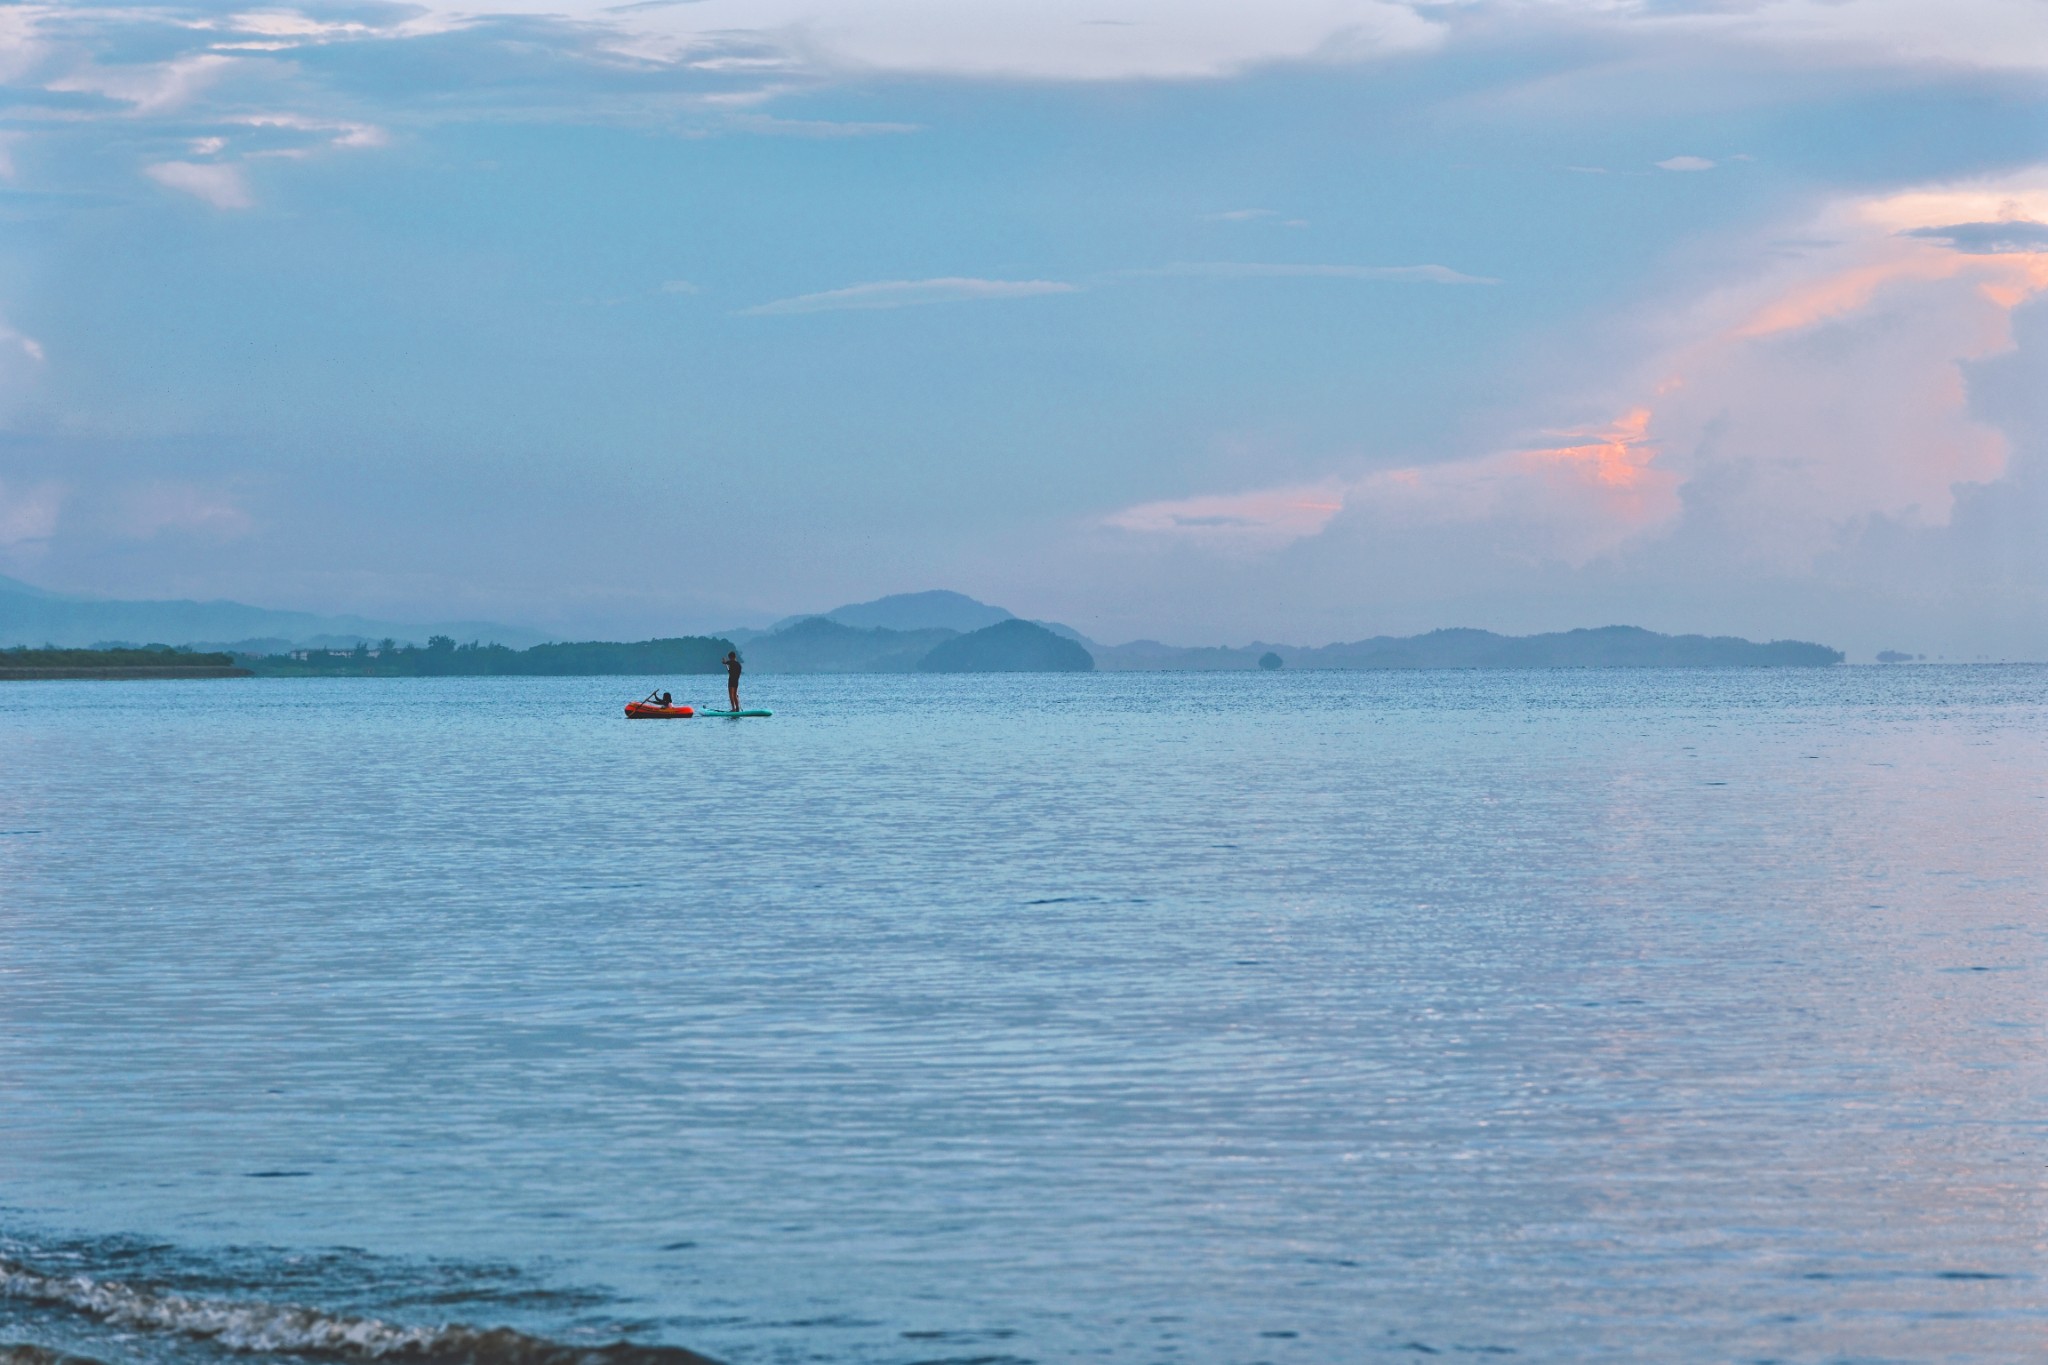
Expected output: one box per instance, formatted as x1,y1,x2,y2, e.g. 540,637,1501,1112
723,113,922,137
546,0,1451,80
1204,208,1278,221
1693,0,2048,75
373,0,2048,86
660,279,701,294
217,11,381,43
1657,155,1716,172
49,54,236,114
1105,480,1348,550
112,481,254,540
0,323,45,364
228,112,387,151
741,277,1078,315
1139,261,1498,284
145,160,254,209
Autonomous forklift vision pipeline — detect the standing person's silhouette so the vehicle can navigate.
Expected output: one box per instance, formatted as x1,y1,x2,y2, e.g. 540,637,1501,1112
723,650,742,711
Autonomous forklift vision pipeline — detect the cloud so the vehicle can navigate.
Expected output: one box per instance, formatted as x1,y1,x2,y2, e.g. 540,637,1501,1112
0,321,45,364
1657,155,1716,172
723,114,921,137
0,480,63,547
1107,166,2048,592
1104,481,1348,549
5,0,2046,198
339,0,2048,93
1105,411,1676,564
111,482,253,540
206,11,387,45
582,0,1450,81
660,279,701,294
1415,181,2045,571
1905,221,2048,255
1204,208,1278,221
1138,261,1498,285
1341,407,1683,567
8,0,2035,230
741,277,1078,315
47,53,238,114
145,160,254,209
228,113,388,152
1695,0,2048,75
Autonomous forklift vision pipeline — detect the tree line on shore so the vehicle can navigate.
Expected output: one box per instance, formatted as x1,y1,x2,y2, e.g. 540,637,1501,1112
4,645,239,669
246,635,736,676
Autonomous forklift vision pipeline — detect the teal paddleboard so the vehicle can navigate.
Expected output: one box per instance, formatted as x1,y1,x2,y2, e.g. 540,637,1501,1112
701,709,772,718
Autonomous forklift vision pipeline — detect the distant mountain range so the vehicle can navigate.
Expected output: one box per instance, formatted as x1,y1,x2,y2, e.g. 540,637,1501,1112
0,574,547,651
741,615,1091,673
1093,625,1843,670
0,574,1843,669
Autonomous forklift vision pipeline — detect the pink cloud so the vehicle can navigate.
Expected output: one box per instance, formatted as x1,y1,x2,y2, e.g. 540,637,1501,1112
1104,481,1347,549
1108,168,2048,582
1344,406,1683,567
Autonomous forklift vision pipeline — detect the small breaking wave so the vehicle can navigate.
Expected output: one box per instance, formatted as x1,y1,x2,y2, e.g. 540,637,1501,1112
0,1257,720,1365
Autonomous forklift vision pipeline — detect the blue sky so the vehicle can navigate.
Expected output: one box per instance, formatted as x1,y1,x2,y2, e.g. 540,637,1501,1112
3,0,2046,654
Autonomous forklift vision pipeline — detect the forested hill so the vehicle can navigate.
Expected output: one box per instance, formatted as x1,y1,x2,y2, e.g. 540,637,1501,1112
248,636,734,676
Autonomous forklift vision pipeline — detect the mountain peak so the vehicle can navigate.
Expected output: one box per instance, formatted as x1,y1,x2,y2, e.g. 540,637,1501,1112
774,590,1015,634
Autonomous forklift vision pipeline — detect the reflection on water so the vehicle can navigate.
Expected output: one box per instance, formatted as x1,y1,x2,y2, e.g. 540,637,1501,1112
2,669,2044,1363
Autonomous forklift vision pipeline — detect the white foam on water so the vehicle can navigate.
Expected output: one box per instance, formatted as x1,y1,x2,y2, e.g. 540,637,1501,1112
1,1257,446,1356
0,1257,719,1364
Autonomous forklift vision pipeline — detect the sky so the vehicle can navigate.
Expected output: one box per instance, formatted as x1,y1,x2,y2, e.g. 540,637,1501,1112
1,0,2046,655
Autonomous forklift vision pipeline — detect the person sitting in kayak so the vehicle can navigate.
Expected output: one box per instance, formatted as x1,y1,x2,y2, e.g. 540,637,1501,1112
639,689,676,709
723,650,742,711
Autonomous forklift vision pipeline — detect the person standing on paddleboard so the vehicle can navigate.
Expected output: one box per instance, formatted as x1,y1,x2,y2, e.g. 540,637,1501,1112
723,650,742,711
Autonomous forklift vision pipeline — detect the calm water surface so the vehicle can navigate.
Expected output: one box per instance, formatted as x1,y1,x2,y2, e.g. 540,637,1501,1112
2,669,2045,1364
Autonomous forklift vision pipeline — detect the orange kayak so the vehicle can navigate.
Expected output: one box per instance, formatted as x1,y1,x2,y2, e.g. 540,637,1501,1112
625,702,694,718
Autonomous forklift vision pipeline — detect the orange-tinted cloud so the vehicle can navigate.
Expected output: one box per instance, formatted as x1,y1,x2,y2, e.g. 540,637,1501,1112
1523,407,1655,488
1102,170,2048,582
1735,248,2048,338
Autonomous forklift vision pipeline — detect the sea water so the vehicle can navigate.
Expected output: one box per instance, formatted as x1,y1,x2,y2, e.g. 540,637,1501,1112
2,669,2044,1364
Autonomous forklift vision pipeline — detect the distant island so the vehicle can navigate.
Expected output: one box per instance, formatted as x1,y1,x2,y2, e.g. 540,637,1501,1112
1097,625,1843,670
704,609,1838,672
722,592,1840,671
4,578,1849,675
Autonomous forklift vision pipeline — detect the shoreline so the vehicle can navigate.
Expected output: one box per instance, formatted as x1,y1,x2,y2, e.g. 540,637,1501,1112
0,667,252,681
